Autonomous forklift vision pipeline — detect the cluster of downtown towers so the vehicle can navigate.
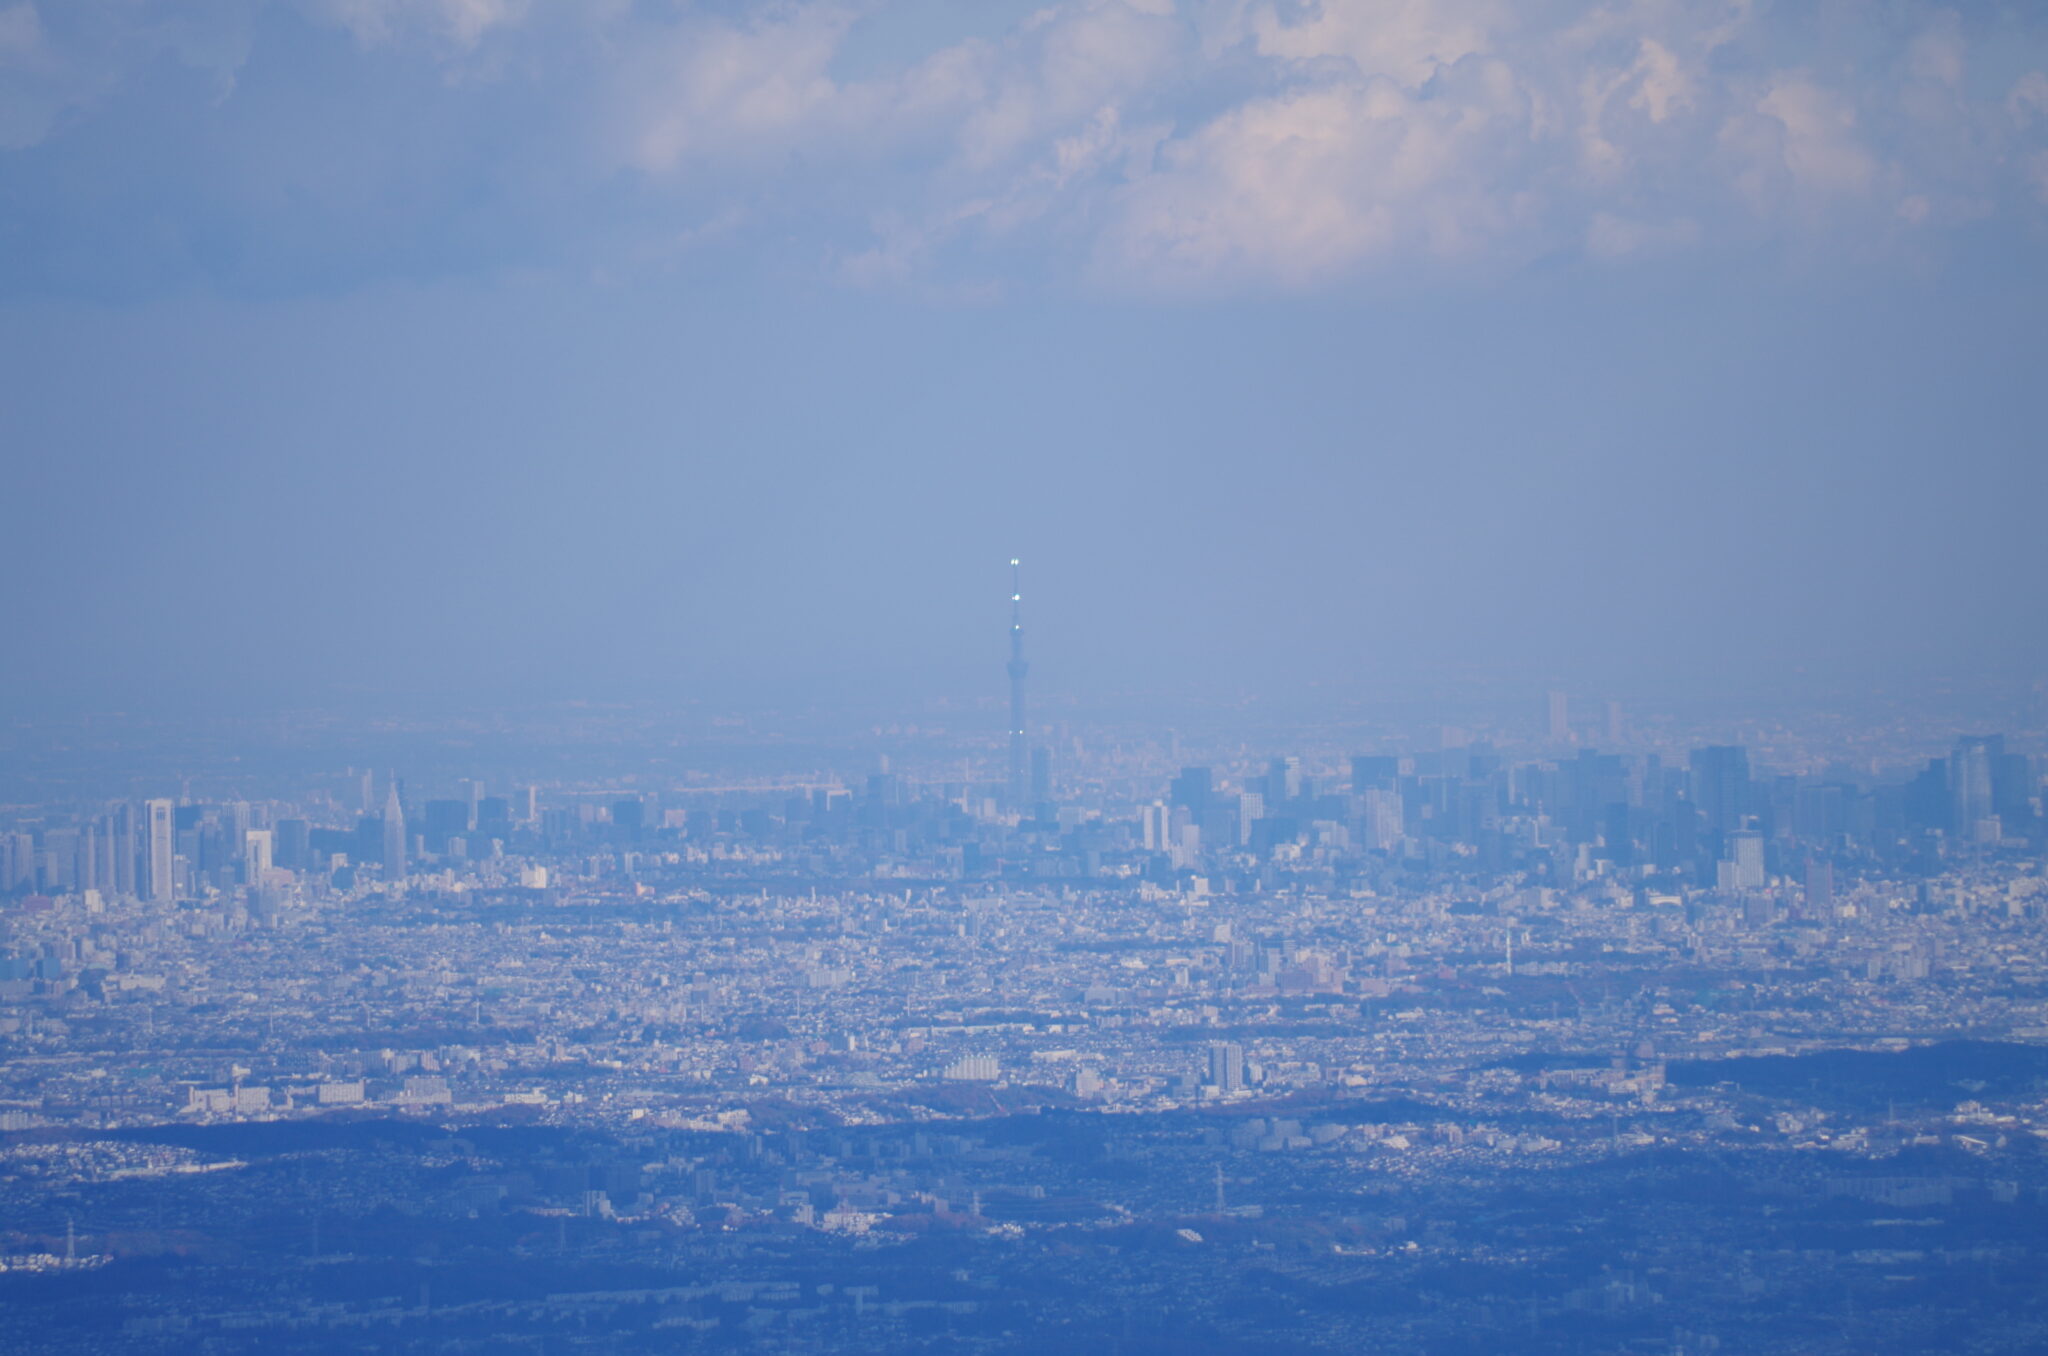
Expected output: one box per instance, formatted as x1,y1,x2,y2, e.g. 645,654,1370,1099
1,734,2034,908
1137,735,2032,898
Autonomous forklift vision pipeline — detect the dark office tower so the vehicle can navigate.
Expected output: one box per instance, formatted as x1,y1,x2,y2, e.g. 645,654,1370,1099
381,784,408,880
0,833,27,891
476,797,513,840
93,815,117,893
1804,858,1835,912
1903,758,1950,833
112,804,136,898
422,800,470,853
1006,558,1030,808
1030,746,1052,805
1207,1041,1245,1093
1990,747,2034,830
1264,756,1301,808
144,798,174,903
1949,735,2001,840
1169,767,1213,820
1350,755,1399,793
74,823,97,895
275,819,310,871
1690,746,1752,835
225,802,252,853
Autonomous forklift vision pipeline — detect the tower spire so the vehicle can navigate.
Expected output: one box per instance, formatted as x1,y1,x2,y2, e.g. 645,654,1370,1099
1007,558,1029,808
381,780,408,881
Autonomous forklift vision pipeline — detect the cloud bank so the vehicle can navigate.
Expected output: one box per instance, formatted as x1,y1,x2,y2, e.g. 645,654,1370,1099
3,0,2047,295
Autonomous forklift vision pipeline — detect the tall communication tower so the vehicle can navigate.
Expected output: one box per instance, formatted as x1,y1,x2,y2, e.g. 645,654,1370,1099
1006,558,1029,807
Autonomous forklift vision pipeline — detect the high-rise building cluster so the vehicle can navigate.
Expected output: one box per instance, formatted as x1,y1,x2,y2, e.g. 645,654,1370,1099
0,730,2040,915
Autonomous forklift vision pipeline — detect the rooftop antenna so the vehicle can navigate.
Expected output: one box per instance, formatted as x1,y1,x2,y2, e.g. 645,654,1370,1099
1006,558,1029,808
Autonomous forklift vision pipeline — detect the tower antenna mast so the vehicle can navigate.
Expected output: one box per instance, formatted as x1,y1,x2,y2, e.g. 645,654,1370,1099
1007,558,1029,808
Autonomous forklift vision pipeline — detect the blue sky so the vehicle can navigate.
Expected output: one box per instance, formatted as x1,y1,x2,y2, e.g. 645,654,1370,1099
2,1,2045,715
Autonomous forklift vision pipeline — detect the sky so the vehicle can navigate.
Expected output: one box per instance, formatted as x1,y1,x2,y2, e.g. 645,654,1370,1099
2,0,2046,719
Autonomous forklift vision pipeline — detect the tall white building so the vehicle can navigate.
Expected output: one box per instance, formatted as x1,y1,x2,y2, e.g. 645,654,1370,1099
144,798,174,902
381,784,407,880
1362,789,1404,852
243,829,273,882
1141,802,1171,852
1724,830,1766,891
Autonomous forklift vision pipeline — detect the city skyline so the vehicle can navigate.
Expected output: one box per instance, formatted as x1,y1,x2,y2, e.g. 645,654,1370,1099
2,658,2045,1351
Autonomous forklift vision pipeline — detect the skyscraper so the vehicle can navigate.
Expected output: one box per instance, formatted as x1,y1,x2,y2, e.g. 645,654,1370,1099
1723,830,1766,891
381,783,408,880
1006,558,1029,808
1264,756,1301,808
144,798,174,903
1804,857,1835,912
1547,690,1570,743
72,823,97,895
244,830,273,883
1350,755,1398,792
112,803,137,898
1362,788,1404,852
1691,745,1752,835
1141,802,1171,851
93,815,118,894
1949,735,2000,840
1169,767,1212,821
1207,1041,1245,1093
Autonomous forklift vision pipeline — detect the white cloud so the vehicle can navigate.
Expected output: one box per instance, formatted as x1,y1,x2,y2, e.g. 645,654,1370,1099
1232,0,1503,86
1096,64,1542,288
0,1,260,151
5,0,2048,293
307,0,526,49
0,3,41,62
613,1,1178,178
1576,37,1695,181
0,1,46,148
1628,38,1690,123
2007,71,2048,124
1731,76,1880,212
622,5,856,172
1585,210,1699,258
1906,14,1963,89
953,0,1183,169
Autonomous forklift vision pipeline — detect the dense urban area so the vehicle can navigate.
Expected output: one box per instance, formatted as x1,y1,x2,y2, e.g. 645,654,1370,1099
4,686,2048,1353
